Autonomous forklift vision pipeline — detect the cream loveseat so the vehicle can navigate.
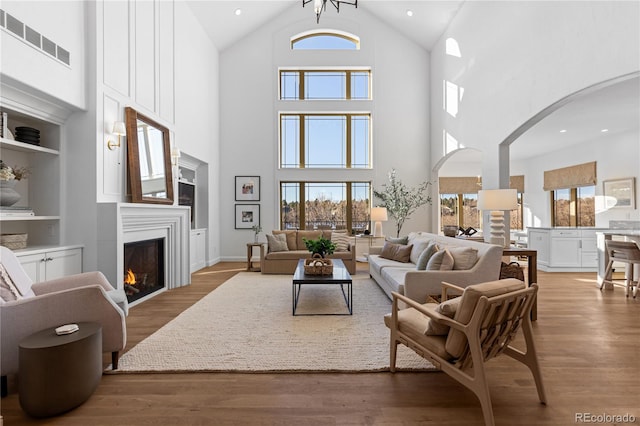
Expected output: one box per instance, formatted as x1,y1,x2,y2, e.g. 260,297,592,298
369,232,503,303
260,230,356,274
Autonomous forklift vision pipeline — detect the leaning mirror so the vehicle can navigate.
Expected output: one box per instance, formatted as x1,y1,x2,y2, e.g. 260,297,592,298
125,107,174,204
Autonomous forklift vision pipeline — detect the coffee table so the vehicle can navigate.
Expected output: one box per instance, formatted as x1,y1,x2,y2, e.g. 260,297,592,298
292,258,353,316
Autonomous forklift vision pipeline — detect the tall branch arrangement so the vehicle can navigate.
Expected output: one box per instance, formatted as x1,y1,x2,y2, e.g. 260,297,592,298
373,169,432,237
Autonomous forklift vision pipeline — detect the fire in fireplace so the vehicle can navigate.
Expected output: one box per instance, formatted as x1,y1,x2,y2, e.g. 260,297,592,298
123,238,165,303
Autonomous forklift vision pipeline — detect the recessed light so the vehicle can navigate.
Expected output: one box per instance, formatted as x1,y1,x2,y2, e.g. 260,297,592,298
559,129,567,133
406,10,414,17
235,8,242,16
601,128,609,133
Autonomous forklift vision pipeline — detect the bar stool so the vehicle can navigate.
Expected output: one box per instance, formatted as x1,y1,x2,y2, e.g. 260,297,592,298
601,240,640,298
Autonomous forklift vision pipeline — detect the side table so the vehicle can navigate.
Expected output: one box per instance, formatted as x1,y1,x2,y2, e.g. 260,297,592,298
246,242,265,272
19,322,102,418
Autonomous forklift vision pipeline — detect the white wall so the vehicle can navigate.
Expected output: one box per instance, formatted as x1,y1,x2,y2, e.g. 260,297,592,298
218,6,431,259
430,1,640,186
0,1,86,110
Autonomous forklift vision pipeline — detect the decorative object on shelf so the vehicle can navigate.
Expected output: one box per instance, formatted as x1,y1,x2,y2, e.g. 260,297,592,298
477,188,518,247
303,254,334,275
302,0,358,24
303,236,336,258
235,176,260,201
0,161,30,206
603,177,636,209
235,204,260,229
443,225,459,237
1,111,7,138
107,121,126,151
0,233,28,250
370,207,388,237
251,224,262,243
373,169,432,237
15,126,40,146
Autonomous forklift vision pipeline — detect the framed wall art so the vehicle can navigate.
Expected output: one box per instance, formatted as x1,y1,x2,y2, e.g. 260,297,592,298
235,204,260,229
235,176,260,201
603,177,636,209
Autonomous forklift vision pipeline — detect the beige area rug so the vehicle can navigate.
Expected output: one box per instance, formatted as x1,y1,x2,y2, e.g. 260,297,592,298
113,273,436,373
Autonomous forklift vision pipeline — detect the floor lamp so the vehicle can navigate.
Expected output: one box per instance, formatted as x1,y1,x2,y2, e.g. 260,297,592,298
477,189,518,247
371,207,388,237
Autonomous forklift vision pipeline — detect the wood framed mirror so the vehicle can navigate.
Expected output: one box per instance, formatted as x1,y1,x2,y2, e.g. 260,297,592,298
125,107,174,204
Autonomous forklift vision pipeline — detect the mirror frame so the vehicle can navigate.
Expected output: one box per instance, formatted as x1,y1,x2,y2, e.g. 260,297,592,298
125,106,174,205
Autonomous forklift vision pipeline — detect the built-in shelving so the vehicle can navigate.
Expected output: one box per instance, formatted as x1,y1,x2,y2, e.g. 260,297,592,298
0,138,59,155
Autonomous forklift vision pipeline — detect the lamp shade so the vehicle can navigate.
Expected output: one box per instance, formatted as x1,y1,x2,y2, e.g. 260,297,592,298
112,121,126,136
477,189,517,211
371,207,388,222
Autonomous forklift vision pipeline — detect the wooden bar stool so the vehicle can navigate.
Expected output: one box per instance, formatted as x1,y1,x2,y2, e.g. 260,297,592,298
601,240,640,298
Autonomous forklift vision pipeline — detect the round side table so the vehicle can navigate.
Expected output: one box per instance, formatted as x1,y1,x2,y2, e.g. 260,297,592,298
19,322,102,418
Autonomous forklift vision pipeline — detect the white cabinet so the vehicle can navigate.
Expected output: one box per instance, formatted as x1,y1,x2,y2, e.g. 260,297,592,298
527,228,604,272
16,246,83,283
527,230,550,266
190,229,207,273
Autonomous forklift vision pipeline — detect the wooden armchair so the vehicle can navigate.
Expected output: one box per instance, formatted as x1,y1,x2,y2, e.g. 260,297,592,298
385,278,546,426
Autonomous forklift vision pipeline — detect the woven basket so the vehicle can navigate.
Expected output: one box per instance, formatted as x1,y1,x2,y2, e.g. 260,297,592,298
1,233,28,250
304,254,334,275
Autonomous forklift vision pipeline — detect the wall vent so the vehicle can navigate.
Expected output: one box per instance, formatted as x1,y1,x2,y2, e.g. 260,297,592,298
0,9,71,66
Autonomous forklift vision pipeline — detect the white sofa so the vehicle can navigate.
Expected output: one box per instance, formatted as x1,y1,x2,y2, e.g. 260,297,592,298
369,232,504,303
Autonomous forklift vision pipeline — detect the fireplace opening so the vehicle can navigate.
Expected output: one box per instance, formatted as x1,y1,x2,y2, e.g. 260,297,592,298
124,238,165,303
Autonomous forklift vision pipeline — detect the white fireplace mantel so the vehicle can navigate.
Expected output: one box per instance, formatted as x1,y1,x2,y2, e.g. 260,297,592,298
97,203,191,295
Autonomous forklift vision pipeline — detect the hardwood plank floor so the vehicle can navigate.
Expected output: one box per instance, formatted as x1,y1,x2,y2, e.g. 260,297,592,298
1,262,639,425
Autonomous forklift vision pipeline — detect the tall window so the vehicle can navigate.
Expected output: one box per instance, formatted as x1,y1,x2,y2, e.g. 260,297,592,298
552,186,595,227
280,113,370,168
281,182,370,232
440,192,524,231
280,69,371,100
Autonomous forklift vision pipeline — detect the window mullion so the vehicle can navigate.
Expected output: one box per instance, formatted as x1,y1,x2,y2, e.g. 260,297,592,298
570,188,577,227
346,71,351,100
299,114,305,168
299,183,306,230
457,195,464,227
346,182,353,233
299,71,305,100
346,114,352,168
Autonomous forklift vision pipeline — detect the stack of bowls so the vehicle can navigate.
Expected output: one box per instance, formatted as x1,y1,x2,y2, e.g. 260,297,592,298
15,127,40,145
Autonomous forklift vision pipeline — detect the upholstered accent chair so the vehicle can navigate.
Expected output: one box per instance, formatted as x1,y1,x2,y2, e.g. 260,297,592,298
0,246,127,395
385,279,546,426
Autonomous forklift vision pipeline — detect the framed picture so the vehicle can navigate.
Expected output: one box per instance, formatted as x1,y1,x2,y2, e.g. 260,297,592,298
603,177,636,209
235,176,260,201
235,204,260,229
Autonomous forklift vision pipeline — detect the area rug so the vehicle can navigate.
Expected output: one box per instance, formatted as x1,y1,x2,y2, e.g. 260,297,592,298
112,273,437,373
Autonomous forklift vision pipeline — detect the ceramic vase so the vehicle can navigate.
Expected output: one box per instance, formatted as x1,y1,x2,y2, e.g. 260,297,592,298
0,180,21,206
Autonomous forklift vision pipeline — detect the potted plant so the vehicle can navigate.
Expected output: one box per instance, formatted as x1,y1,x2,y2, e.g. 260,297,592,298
303,236,336,258
373,169,432,237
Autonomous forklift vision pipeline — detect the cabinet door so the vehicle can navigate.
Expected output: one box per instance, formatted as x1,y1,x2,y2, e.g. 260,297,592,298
528,231,550,265
17,253,47,283
190,230,206,273
45,248,82,280
550,238,581,267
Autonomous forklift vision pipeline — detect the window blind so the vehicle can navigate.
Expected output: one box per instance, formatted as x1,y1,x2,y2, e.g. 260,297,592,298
543,161,596,191
439,175,525,194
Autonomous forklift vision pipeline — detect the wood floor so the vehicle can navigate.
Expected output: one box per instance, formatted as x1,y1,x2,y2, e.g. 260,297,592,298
1,262,639,425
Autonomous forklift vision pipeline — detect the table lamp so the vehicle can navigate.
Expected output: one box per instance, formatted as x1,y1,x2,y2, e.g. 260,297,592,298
477,189,518,247
371,207,388,237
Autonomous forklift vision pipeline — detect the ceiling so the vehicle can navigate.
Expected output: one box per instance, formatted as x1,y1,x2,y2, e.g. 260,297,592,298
185,0,465,52
184,1,639,164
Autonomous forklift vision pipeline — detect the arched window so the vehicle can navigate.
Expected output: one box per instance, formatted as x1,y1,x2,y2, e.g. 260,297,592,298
291,30,360,50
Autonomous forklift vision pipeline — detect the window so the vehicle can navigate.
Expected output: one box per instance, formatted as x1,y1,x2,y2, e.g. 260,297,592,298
291,31,360,50
440,192,524,231
280,113,370,168
280,69,371,100
280,182,370,233
552,186,595,227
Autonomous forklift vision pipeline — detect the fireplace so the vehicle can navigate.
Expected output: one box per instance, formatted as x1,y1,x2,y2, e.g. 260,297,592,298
123,238,165,304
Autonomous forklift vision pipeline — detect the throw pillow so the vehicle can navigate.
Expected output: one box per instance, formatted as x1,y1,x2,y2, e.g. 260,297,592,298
266,233,289,253
409,237,432,264
385,236,408,245
425,297,461,336
379,242,413,263
0,264,22,302
331,232,351,252
448,247,479,270
415,241,438,270
426,249,454,270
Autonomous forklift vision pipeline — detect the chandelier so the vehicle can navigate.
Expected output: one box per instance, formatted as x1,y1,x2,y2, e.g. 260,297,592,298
303,0,358,24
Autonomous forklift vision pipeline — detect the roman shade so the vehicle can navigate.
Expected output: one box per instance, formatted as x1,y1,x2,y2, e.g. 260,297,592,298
543,161,597,191
439,175,525,194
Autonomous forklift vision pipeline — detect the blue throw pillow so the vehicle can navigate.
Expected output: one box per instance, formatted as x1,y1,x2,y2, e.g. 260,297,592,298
416,241,438,270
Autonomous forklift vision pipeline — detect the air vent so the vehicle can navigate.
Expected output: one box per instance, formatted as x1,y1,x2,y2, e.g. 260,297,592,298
0,9,71,67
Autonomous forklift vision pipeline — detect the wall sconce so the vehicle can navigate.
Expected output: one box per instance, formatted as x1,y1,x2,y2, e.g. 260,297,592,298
171,147,181,166
107,121,126,150
370,207,388,237
477,189,518,247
